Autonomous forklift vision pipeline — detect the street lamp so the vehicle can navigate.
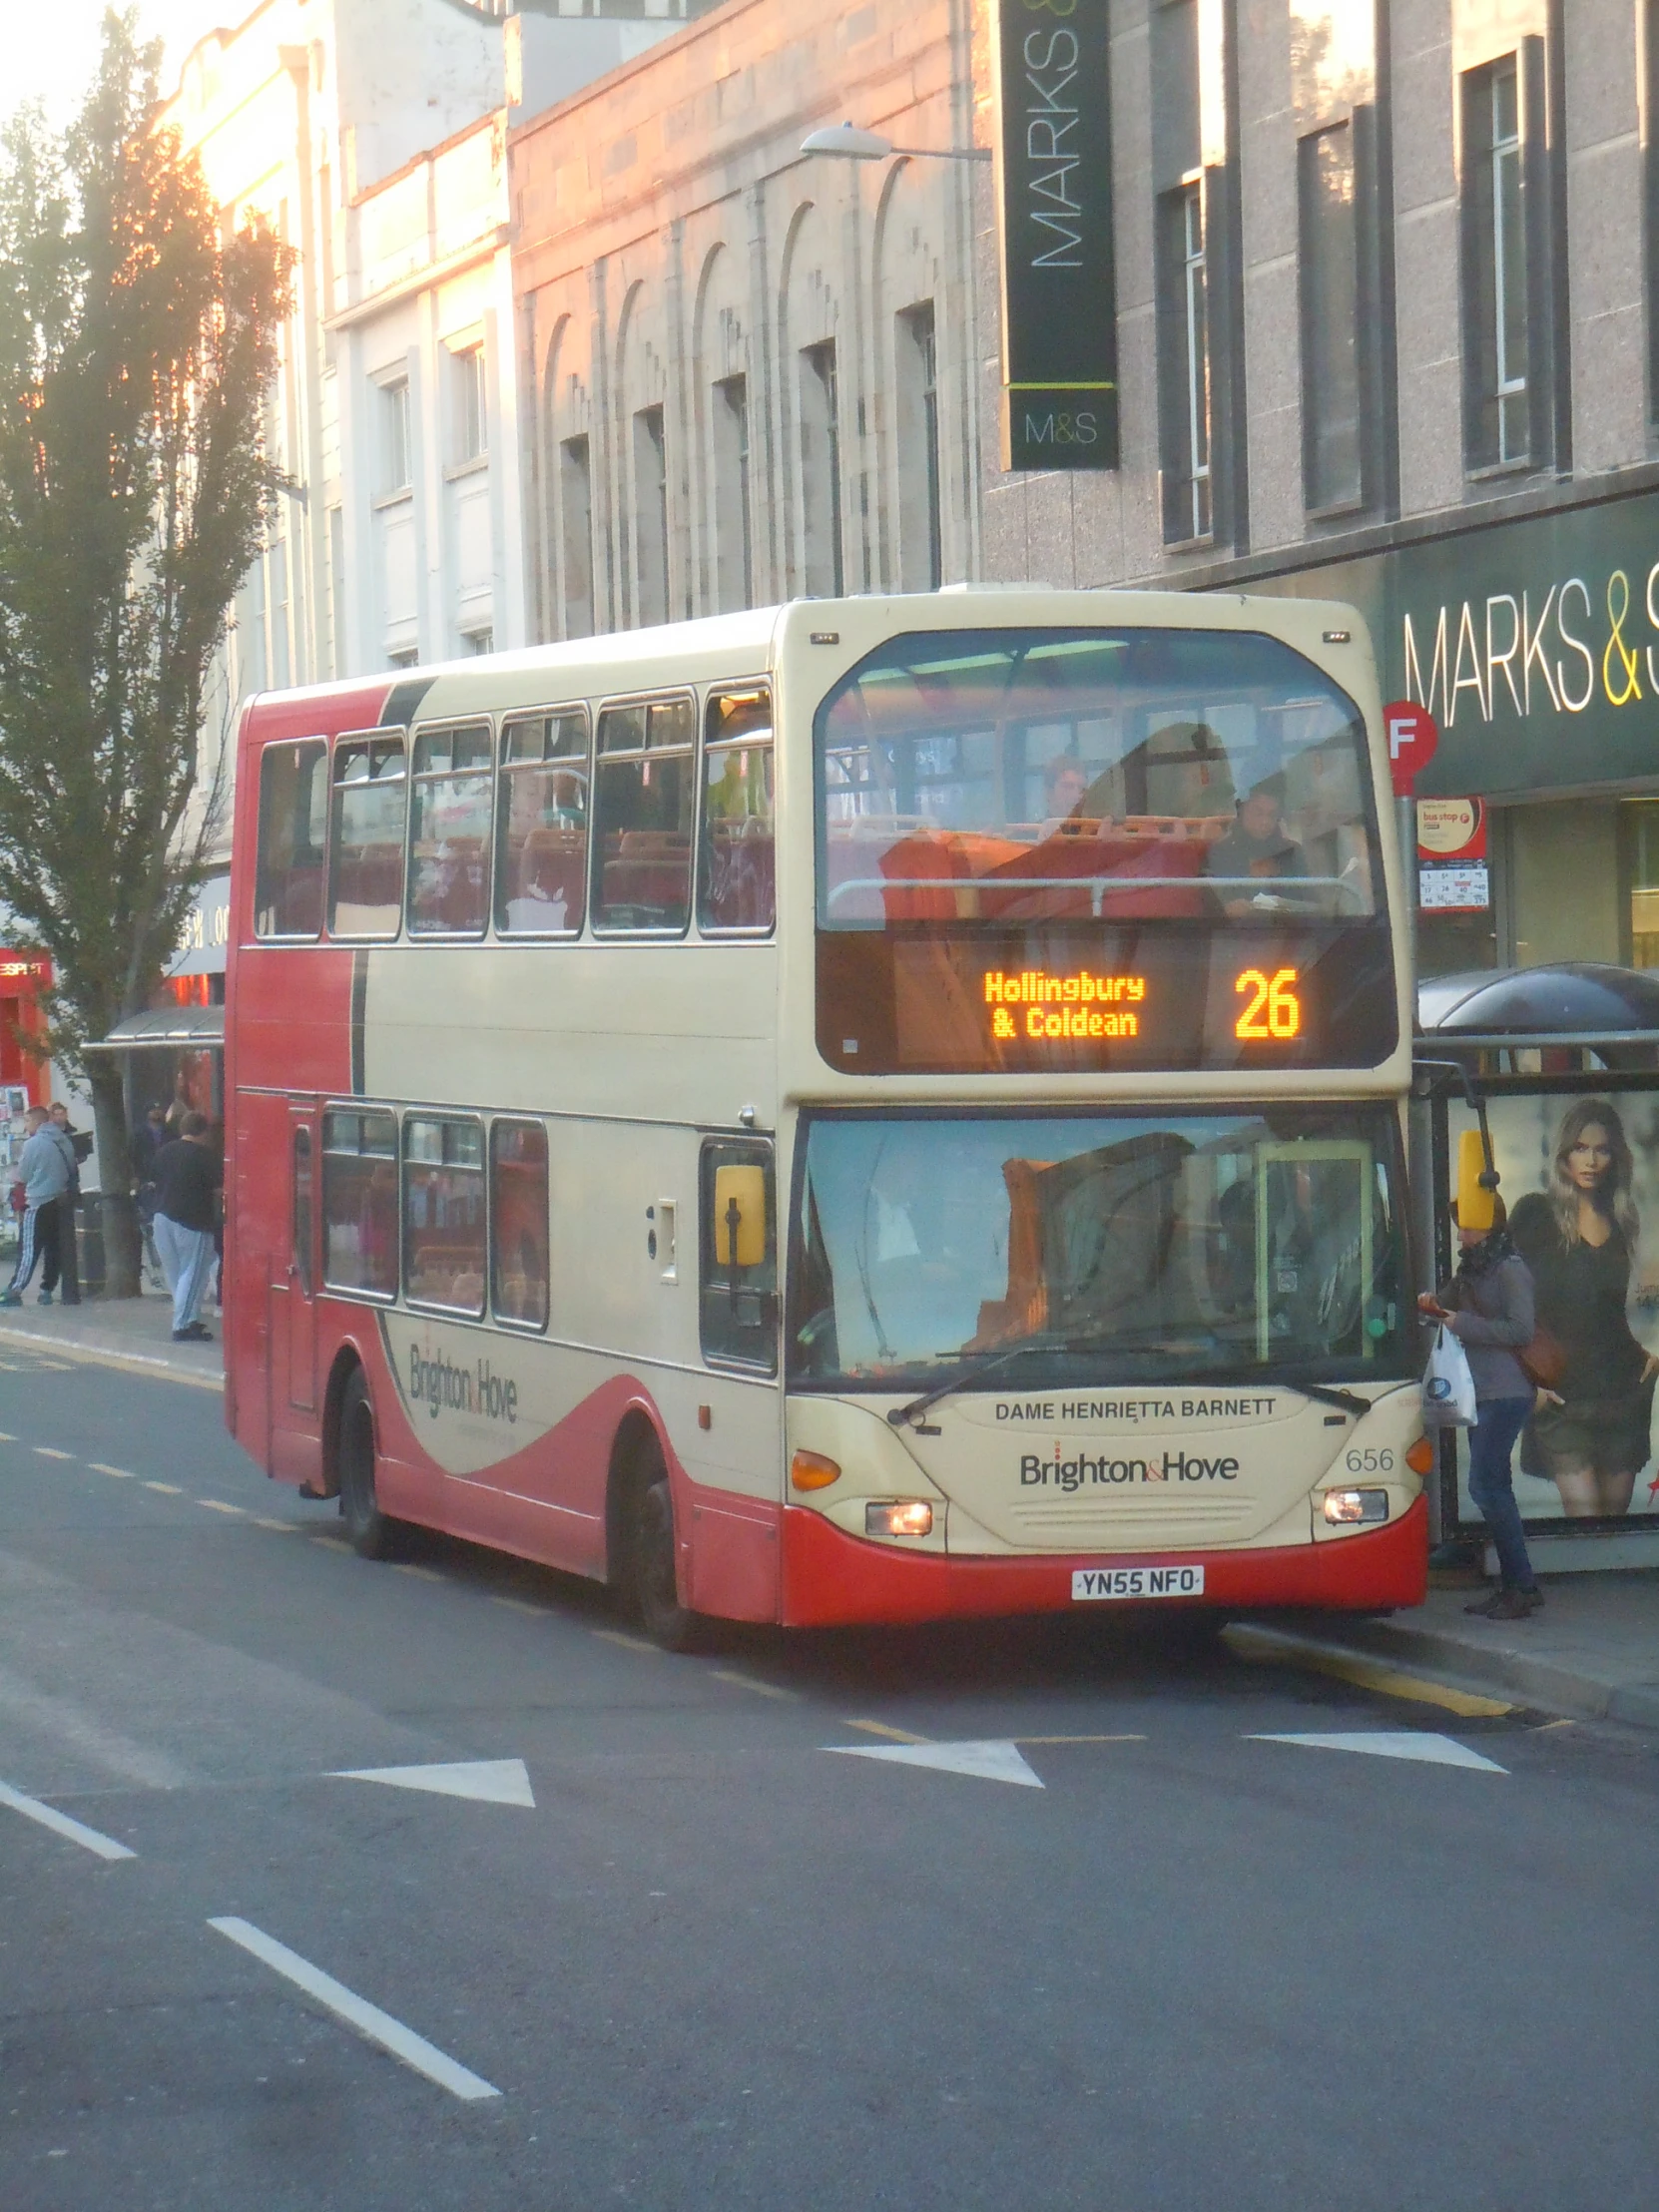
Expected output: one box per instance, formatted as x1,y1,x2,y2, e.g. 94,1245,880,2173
800,122,991,164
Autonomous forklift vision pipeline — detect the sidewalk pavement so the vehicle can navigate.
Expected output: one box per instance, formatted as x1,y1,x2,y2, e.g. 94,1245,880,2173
0,1287,222,1390
1323,1571,1659,1731
0,1294,1652,1725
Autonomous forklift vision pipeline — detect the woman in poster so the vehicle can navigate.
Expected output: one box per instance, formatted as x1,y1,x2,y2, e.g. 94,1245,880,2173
1510,1099,1659,1516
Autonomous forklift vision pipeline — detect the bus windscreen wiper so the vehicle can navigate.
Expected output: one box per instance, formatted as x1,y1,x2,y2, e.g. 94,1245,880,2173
886,1333,1065,1430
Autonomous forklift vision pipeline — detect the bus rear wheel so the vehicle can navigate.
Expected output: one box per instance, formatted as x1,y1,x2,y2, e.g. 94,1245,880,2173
338,1368,396,1559
628,1450,707,1653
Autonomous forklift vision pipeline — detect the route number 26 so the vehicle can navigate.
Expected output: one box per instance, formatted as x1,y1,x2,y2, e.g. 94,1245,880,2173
1235,966,1302,1040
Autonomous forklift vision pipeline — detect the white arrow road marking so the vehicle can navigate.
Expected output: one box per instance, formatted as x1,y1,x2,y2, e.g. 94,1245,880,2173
0,1778,135,1861
328,1757,536,1807
208,1919,500,2100
829,1739,1045,1788
1249,1731,1507,1774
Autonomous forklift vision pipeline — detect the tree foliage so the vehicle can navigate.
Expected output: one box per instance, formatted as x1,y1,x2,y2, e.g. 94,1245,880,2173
0,9,291,1291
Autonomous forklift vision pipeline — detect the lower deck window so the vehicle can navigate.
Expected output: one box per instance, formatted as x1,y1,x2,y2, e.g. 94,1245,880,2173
491,1120,549,1330
321,1110,398,1297
403,1117,486,1315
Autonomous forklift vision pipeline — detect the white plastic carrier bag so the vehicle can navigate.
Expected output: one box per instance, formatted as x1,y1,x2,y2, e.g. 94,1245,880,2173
1420,1323,1477,1429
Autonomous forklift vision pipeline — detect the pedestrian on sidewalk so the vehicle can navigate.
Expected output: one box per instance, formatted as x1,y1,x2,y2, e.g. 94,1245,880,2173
48,1103,90,1308
130,1102,168,1288
0,1106,70,1307
1419,1193,1545,1621
150,1110,222,1343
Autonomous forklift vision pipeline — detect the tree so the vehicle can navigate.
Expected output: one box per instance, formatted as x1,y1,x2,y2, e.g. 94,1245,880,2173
0,9,291,1294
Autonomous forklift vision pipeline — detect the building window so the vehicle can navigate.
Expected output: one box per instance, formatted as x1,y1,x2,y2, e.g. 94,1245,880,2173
455,344,486,462
1462,54,1528,469
321,1109,399,1300
1156,181,1212,543
633,404,669,629
1628,802,1659,967
559,434,594,640
403,1117,486,1317
1299,122,1363,511
381,377,412,493
712,374,754,613
387,648,418,670
490,1120,549,1332
896,303,942,591
799,341,844,596
496,706,590,936
463,628,493,656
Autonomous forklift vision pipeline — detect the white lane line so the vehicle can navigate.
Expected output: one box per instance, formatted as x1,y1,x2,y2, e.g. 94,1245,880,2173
0,1779,135,1862
490,1595,542,1616
89,1462,136,1479
392,1562,444,1583
0,1428,15,1439
33,1446,74,1461
712,1669,798,1703
253,1517,299,1533
197,1499,246,1516
592,1629,660,1656
143,1480,183,1495
207,1919,501,2101
311,1535,351,1554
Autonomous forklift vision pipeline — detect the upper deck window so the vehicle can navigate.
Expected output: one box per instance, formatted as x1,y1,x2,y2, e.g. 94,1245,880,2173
329,733,407,939
496,707,590,936
407,723,491,937
813,627,1393,1074
255,740,328,939
592,695,696,933
698,686,775,935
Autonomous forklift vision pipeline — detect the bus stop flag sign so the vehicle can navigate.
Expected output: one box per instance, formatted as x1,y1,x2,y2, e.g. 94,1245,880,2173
1384,700,1438,797
992,0,1118,471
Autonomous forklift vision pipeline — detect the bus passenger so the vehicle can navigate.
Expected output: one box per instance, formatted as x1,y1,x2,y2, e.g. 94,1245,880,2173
1205,775,1309,916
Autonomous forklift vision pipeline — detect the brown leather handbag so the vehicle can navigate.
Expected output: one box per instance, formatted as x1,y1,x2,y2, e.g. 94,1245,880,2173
1519,1327,1567,1390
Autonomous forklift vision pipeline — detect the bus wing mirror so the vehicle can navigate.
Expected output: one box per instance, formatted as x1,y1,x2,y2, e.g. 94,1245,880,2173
714,1164,767,1270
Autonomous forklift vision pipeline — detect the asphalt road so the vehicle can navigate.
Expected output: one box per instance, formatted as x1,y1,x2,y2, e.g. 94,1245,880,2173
1,1352,1656,2212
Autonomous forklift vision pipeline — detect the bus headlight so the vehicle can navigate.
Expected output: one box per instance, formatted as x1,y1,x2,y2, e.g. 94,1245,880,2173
866,1500,933,1538
1323,1487,1389,1525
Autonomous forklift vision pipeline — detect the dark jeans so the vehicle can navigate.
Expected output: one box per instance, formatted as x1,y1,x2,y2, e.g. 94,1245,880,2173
1467,1395,1537,1590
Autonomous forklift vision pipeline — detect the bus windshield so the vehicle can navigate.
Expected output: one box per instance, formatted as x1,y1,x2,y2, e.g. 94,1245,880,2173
813,627,1395,1074
789,1108,1409,1392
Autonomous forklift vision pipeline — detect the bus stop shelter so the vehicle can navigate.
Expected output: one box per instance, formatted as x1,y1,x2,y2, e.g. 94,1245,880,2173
1415,964,1659,1569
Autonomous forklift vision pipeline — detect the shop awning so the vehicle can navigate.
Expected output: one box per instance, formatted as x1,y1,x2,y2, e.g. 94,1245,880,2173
84,1004,225,1052
1418,962,1659,1046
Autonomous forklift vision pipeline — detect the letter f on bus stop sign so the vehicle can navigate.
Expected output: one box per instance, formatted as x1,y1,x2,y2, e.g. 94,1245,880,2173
1383,700,1437,797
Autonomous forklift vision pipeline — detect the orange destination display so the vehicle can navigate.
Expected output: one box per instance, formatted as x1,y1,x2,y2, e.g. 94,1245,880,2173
815,625,1393,1075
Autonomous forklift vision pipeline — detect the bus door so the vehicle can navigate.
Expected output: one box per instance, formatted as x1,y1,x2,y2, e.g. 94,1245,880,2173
282,1109,317,1412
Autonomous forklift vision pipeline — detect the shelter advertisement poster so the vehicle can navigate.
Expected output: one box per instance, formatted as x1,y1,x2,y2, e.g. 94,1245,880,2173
1446,1086,1659,1528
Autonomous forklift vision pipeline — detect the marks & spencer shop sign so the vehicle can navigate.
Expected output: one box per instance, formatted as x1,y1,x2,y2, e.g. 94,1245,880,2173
1249,488,1659,800
991,0,1118,471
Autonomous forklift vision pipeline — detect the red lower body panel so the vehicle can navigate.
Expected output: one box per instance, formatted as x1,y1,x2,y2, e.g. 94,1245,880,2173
780,1494,1429,1627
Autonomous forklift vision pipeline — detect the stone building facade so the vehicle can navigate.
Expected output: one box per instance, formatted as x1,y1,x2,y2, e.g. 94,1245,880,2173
512,0,1659,980
510,1,983,639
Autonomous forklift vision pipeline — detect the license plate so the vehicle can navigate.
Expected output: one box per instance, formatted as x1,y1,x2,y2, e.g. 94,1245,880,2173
1072,1565,1205,1602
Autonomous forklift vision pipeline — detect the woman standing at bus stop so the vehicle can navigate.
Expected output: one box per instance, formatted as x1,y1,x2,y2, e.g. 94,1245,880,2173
1419,1194,1544,1620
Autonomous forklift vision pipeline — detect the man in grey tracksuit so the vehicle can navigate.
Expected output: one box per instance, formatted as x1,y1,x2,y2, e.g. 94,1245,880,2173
1,1108,71,1306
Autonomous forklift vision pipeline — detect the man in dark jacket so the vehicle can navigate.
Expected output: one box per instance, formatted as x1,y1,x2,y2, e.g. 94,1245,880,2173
130,1102,168,1288
48,1103,90,1307
150,1111,222,1343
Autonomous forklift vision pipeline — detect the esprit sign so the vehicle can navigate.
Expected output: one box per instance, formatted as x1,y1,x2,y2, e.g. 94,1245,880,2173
991,0,1118,471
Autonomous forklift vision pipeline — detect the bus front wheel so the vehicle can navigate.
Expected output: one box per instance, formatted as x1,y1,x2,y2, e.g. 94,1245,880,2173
628,1450,706,1653
338,1368,395,1559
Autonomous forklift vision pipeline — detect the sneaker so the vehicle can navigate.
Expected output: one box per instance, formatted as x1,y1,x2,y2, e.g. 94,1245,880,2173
0,1290,20,1307
172,1322,213,1343
36,1290,52,1307
1464,1586,1536,1621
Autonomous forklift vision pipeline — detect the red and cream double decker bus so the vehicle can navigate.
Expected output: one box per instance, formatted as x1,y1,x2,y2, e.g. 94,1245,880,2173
224,590,1429,1645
